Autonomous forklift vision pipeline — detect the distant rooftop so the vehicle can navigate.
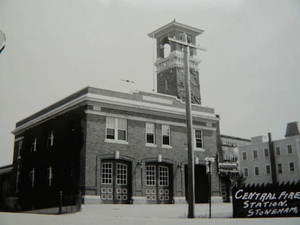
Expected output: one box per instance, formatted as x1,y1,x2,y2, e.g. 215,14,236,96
285,121,300,137
220,134,251,142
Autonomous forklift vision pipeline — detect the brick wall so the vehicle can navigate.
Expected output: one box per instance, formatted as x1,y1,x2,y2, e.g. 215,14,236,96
84,107,220,199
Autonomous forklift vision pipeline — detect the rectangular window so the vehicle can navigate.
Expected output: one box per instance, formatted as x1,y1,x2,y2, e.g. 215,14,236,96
29,168,35,188
195,130,203,149
266,165,271,175
242,152,247,161
277,163,283,174
275,147,280,156
106,117,116,139
47,166,53,187
146,123,155,144
31,138,37,152
17,140,23,159
287,145,293,154
254,166,260,176
243,168,248,177
264,148,269,158
117,119,127,141
146,166,156,186
289,162,295,172
162,125,170,146
106,118,127,141
47,131,54,147
253,150,258,159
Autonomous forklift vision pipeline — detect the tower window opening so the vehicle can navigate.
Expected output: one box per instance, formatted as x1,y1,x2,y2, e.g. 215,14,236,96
164,43,171,58
164,79,168,91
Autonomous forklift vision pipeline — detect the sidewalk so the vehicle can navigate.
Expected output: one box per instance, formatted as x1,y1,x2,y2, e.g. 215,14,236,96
79,202,232,219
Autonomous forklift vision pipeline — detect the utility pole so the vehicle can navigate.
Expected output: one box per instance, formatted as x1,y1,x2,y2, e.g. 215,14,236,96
168,34,206,218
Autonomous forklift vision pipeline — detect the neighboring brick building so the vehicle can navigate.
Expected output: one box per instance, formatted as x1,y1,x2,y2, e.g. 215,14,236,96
7,21,224,210
238,122,300,186
0,165,12,208
218,135,250,202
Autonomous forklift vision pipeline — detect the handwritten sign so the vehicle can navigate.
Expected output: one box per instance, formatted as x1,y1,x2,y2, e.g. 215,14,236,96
232,182,300,218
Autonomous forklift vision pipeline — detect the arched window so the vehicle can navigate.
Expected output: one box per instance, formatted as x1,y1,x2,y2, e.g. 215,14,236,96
164,78,168,90
164,43,171,58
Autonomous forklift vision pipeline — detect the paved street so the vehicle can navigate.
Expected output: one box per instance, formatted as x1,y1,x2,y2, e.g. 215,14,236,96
1,203,300,225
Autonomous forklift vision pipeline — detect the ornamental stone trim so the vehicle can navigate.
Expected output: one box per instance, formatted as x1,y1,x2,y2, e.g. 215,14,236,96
155,54,201,73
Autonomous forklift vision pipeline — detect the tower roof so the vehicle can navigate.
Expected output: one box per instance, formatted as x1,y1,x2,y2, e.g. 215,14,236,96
148,20,204,39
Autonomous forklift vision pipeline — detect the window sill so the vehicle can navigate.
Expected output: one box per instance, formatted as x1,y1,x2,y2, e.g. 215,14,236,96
145,143,157,148
105,139,128,145
185,148,205,152
194,148,205,152
162,145,172,149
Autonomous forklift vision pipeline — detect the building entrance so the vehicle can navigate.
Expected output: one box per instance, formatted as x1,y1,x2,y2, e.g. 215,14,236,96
185,164,209,203
145,163,173,204
100,159,131,204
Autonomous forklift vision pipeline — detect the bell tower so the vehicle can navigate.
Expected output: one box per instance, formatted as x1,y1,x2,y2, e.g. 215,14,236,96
148,20,204,104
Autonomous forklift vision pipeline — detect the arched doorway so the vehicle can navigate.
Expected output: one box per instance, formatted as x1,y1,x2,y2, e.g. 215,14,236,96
145,162,173,204
100,159,132,204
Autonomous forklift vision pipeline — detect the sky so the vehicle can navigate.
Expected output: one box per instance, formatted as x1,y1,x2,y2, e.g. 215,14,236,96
0,0,300,167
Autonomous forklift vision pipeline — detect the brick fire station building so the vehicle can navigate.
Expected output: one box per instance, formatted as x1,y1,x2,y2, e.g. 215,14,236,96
8,21,223,210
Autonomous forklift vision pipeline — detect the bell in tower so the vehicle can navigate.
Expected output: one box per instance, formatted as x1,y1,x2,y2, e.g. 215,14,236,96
148,20,204,104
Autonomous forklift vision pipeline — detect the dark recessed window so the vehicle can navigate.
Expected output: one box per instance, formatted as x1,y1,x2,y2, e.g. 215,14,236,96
162,125,170,146
254,166,260,176
146,123,155,144
289,162,295,172
275,147,280,156
47,131,54,147
195,130,203,148
287,145,293,154
264,148,269,157
277,163,283,174
266,165,271,175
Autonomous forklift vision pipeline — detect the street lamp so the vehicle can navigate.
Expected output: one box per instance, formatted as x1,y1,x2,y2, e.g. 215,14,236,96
205,157,215,219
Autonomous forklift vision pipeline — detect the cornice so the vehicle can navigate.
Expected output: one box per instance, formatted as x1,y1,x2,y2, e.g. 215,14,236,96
12,90,219,135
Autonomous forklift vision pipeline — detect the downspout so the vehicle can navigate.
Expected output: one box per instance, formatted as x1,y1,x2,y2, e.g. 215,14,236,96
268,133,277,184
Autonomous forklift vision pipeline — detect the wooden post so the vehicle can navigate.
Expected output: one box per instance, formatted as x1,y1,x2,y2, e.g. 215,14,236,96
182,33,195,219
168,33,205,219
